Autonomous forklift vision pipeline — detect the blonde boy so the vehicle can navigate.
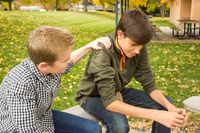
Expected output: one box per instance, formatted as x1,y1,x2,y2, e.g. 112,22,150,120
0,26,110,133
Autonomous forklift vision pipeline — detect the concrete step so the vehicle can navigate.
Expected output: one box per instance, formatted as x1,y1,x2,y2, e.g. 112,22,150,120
183,96,200,114
62,105,151,133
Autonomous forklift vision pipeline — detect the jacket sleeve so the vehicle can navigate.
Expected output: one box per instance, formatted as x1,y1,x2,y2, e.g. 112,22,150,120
7,81,42,133
133,45,157,94
87,50,118,107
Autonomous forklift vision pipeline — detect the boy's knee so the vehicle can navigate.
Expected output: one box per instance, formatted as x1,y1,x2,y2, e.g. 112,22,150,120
86,123,102,133
110,122,129,133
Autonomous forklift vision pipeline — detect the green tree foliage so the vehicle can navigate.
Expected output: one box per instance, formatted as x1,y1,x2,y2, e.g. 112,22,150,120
0,0,13,10
20,0,32,5
56,0,80,10
129,0,148,9
147,0,170,17
38,0,55,10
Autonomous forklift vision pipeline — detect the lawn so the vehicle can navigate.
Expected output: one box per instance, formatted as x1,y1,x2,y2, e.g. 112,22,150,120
0,11,199,131
150,17,175,27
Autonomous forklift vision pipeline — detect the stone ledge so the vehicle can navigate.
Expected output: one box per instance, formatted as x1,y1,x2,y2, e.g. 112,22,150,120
183,96,200,114
62,105,99,121
62,105,150,133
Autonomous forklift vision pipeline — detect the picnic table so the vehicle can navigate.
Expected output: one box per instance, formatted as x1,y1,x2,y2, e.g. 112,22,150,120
151,23,162,40
172,19,200,39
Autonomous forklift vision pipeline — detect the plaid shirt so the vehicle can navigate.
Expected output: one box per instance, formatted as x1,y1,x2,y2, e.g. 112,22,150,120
0,58,73,133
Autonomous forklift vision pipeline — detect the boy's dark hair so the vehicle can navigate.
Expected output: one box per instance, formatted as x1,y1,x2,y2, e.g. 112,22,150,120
116,10,152,45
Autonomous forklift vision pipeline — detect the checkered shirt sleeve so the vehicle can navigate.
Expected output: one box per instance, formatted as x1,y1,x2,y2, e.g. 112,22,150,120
1,58,74,132
41,109,54,132
7,81,43,133
63,61,74,74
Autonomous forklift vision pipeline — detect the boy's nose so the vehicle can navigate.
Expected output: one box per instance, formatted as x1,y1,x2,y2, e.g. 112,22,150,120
134,48,141,54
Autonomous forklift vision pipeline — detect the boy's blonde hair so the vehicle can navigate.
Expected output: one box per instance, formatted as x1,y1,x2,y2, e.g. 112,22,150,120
28,26,74,65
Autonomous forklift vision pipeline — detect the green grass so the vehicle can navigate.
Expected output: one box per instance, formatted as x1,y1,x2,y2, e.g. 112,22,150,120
150,17,175,27
0,11,199,113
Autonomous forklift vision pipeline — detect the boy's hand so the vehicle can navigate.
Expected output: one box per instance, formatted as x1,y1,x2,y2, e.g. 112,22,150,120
170,107,188,123
87,37,111,50
155,110,185,129
167,105,188,123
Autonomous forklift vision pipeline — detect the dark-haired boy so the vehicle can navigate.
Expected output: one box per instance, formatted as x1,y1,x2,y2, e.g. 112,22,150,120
76,10,187,133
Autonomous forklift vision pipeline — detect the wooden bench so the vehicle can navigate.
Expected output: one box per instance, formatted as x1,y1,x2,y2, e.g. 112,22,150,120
183,96,200,133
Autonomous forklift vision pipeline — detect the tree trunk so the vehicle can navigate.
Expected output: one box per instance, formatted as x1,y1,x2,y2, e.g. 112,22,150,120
160,3,166,18
102,3,105,11
8,0,12,10
83,0,87,12
55,0,59,10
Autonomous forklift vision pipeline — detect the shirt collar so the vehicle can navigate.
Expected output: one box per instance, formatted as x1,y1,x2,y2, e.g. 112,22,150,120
26,58,52,83
109,32,122,56
109,33,126,71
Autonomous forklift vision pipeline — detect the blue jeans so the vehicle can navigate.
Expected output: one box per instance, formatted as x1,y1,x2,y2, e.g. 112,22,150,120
52,110,101,133
82,88,171,133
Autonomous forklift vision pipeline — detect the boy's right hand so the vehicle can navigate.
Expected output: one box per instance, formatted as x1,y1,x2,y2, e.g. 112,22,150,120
155,110,185,129
87,37,111,50
96,37,111,49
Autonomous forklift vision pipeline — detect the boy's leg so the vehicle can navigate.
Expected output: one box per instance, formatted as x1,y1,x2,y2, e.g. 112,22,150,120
52,110,101,133
82,97,129,133
122,88,171,133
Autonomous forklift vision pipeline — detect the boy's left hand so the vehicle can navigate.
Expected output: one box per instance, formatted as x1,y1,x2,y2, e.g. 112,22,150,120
170,107,188,123
87,37,111,49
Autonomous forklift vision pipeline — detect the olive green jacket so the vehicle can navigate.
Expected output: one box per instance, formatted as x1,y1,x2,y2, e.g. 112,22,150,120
76,33,156,107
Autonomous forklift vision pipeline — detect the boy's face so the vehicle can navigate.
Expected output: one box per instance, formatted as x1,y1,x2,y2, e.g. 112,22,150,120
117,31,143,58
46,45,73,74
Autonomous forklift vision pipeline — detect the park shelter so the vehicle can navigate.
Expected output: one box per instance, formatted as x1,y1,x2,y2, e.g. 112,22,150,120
170,0,200,26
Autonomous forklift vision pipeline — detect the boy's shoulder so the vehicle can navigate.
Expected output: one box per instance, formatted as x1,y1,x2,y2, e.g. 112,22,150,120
0,58,40,98
90,45,114,63
2,58,37,87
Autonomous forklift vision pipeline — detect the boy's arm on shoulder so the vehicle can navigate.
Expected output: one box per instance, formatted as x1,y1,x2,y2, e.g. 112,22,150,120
7,82,42,133
70,37,111,65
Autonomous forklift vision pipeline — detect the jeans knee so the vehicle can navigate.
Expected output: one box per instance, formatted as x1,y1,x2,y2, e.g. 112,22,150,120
86,123,102,133
110,122,129,133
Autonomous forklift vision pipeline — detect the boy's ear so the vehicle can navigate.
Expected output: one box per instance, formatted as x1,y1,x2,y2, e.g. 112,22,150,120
37,62,48,72
117,30,125,40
